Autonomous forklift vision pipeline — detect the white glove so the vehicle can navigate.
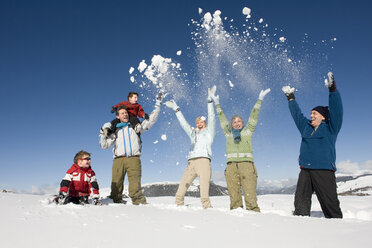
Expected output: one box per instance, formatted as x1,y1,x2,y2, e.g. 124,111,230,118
208,85,220,105
208,85,216,101
324,72,334,88
258,88,271,101
212,95,220,105
165,100,180,111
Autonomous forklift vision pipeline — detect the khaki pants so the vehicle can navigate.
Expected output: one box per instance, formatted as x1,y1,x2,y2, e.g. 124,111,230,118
111,156,147,205
225,161,260,212
175,158,212,209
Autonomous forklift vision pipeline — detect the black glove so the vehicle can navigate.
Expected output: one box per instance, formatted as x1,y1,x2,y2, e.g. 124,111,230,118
129,116,140,128
108,118,120,135
79,196,89,205
144,113,149,120
110,106,117,113
285,92,295,101
54,192,67,205
325,72,337,92
282,86,295,101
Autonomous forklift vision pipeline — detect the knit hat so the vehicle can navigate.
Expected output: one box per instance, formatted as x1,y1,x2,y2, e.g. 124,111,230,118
312,106,329,122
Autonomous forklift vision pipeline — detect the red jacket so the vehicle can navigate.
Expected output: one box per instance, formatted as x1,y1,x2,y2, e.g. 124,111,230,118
59,164,100,198
114,101,146,118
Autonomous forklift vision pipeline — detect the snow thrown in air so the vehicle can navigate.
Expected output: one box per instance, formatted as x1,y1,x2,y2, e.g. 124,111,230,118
127,7,336,158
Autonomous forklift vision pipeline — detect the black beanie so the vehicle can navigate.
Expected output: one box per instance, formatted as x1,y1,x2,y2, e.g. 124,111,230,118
312,106,329,122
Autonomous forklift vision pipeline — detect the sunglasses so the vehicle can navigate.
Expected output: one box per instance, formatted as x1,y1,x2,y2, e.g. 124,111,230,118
81,157,91,161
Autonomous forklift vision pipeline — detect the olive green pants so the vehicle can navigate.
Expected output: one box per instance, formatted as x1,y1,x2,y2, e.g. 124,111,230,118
111,156,146,205
225,161,260,212
175,157,212,209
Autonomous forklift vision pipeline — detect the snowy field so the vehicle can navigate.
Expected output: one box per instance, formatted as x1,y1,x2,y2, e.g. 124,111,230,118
1,190,372,248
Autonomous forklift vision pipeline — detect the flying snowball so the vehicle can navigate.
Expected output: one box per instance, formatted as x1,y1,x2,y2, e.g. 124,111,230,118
279,37,286,42
176,50,182,56
138,60,147,72
242,7,251,18
282,85,295,94
203,12,212,25
213,10,222,26
161,134,167,141
129,67,134,74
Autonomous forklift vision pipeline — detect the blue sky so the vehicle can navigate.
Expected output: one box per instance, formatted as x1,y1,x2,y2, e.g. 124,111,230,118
1,0,371,191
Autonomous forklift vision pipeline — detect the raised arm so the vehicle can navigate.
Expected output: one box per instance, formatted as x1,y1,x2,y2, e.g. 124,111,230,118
282,85,308,134
207,86,217,139
325,72,343,134
165,99,193,139
137,91,164,133
99,122,116,149
215,104,231,135
209,85,231,135
243,89,270,133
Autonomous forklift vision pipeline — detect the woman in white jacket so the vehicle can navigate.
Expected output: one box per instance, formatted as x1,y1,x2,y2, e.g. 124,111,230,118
165,86,217,209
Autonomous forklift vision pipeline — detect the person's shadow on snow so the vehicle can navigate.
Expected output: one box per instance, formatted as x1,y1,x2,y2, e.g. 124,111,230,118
310,211,324,218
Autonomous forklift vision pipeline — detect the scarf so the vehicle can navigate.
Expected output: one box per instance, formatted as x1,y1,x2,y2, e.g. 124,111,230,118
116,122,129,128
232,128,243,143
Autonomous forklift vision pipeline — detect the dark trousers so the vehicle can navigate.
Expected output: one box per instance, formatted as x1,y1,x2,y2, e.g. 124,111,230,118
294,168,343,218
64,196,89,205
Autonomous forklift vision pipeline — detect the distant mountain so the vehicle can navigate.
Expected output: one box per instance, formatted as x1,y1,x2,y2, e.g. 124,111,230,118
142,181,228,197
141,173,372,197
257,184,297,195
3,173,370,197
337,173,372,196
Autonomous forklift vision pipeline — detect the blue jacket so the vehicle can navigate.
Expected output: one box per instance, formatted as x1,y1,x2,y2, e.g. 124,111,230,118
289,91,343,170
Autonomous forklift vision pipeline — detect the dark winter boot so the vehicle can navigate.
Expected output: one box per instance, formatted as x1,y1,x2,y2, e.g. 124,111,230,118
129,116,142,139
79,196,89,205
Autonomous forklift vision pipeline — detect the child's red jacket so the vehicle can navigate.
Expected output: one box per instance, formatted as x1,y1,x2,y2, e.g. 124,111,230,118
114,101,146,118
59,164,100,198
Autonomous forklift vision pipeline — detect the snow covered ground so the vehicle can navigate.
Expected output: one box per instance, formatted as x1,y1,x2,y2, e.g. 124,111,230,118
1,190,371,248
338,174,372,195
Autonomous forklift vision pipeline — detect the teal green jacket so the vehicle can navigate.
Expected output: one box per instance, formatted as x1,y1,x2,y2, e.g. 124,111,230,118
216,100,262,163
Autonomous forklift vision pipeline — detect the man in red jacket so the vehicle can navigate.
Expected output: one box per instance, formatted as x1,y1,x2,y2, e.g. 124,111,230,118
54,151,101,205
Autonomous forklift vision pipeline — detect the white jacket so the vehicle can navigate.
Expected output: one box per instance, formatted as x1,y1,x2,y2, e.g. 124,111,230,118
175,101,216,160
99,105,161,157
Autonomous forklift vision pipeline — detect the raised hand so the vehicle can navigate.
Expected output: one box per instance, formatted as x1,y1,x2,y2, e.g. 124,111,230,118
208,85,220,105
282,85,295,101
155,90,166,106
324,72,336,92
258,88,271,101
165,100,180,112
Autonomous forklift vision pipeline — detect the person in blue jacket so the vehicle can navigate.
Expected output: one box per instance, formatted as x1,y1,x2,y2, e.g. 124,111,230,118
282,72,343,218
165,86,217,209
